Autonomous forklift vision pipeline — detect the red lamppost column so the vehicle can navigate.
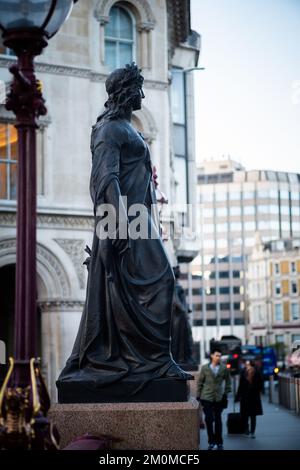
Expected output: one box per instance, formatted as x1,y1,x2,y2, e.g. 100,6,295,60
0,1,77,450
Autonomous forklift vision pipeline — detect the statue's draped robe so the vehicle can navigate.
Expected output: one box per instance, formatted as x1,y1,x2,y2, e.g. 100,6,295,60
57,118,176,395
171,282,195,365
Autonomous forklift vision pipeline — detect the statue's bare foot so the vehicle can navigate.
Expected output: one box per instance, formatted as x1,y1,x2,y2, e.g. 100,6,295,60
164,362,193,380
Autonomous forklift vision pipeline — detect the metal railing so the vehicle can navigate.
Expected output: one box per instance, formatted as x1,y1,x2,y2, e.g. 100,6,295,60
278,373,300,415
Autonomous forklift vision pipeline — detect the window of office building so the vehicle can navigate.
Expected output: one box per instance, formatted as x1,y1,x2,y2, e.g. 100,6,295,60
274,263,280,275
206,287,216,295
229,191,240,201
216,223,228,232
292,335,300,343
217,239,228,248
291,205,300,216
216,207,227,217
203,208,214,218
230,206,241,216
259,220,272,230
269,206,279,216
231,237,243,246
257,190,270,199
291,261,297,274
270,189,278,198
202,191,214,202
220,302,230,310
275,282,281,295
219,271,229,279
204,224,214,233
292,222,300,233
203,239,215,249
173,155,187,205
233,286,241,294
244,221,256,231
291,302,299,320
257,205,270,214
245,237,255,247
275,303,283,321
206,303,216,311
243,191,255,200
267,171,277,181
219,287,230,294
230,221,242,232
215,190,227,202
291,191,300,201
171,69,188,206
280,190,289,199
275,334,284,344
291,280,298,295
281,221,291,232
243,205,255,215
270,220,280,231
280,205,290,216
105,5,135,70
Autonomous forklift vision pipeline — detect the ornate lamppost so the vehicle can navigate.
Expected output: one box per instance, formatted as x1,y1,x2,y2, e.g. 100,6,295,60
0,0,78,450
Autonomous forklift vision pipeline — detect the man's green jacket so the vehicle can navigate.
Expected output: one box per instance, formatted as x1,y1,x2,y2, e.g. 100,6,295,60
197,363,232,402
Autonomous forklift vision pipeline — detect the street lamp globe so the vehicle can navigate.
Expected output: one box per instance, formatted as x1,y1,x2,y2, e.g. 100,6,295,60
0,0,77,53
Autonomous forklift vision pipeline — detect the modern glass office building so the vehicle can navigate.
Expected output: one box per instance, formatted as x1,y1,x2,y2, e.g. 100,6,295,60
189,159,300,353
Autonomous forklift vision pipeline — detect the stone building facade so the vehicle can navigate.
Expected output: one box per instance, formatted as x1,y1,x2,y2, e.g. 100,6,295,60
0,0,200,399
187,158,300,360
247,236,300,351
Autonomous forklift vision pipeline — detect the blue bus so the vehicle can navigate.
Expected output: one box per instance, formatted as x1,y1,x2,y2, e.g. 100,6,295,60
241,345,279,379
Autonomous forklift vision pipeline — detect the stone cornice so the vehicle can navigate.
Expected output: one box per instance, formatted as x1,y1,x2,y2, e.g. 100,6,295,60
0,211,94,230
0,57,168,90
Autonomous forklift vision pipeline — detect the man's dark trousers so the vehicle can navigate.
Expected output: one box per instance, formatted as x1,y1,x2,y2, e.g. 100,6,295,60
201,399,224,445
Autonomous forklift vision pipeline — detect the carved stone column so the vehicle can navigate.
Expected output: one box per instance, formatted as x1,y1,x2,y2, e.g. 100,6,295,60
39,300,85,402
95,14,109,66
137,21,154,69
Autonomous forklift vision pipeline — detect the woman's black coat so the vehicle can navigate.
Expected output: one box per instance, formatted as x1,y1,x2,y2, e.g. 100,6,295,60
236,369,264,416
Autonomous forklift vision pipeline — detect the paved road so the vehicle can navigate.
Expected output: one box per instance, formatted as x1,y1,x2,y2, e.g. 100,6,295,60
199,394,300,450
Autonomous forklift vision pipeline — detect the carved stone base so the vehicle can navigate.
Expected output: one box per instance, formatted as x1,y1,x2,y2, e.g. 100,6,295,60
57,377,191,403
49,398,200,450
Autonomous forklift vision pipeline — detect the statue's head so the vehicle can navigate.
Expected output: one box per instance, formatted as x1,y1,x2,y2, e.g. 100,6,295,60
97,62,144,122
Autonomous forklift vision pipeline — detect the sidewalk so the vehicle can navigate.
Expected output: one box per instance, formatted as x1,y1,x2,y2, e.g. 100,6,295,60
199,394,300,450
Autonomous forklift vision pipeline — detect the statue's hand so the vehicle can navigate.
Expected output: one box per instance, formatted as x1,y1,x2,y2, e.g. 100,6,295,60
83,245,92,271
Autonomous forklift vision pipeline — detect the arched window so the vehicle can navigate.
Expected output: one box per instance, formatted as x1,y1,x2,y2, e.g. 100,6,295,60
104,4,135,70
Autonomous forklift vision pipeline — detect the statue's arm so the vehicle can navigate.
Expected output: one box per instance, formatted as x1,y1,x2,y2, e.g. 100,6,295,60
91,123,130,254
103,179,130,254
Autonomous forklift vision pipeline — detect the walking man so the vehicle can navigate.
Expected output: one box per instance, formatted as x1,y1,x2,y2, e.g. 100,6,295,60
197,348,232,450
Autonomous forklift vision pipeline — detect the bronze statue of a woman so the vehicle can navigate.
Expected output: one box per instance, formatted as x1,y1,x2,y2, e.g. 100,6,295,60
57,63,192,403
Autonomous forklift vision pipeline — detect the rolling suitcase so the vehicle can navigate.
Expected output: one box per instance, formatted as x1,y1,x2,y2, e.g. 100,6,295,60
227,412,244,434
227,376,244,434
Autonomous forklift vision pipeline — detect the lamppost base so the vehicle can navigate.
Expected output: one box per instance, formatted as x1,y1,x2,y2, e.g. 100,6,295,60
0,358,59,450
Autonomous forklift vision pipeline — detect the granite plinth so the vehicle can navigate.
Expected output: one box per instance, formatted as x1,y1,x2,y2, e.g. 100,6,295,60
189,371,200,398
49,398,200,450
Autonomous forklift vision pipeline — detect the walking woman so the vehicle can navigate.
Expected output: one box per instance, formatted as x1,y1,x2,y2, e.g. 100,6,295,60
235,360,263,438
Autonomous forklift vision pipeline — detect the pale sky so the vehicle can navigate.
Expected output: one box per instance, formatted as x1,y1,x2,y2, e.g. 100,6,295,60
191,0,300,173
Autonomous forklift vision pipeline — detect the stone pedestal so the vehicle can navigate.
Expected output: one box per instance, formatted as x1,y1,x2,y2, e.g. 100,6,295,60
189,370,200,398
49,398,200,450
